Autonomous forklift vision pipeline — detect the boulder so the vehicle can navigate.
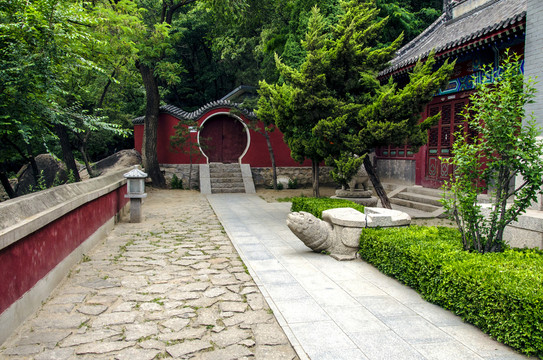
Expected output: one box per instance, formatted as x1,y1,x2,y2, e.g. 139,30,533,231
82,149,142,178
15,154,68,196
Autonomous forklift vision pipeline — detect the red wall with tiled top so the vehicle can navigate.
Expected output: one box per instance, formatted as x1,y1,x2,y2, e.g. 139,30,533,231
0,186,128,315
134,108,312,167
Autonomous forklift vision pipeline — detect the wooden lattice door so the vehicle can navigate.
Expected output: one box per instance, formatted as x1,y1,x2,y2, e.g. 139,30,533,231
425,99,468,186
200,115,247,163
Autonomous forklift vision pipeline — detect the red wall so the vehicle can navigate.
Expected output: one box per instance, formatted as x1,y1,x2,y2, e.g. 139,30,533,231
0,186,128,315
134,108,312,167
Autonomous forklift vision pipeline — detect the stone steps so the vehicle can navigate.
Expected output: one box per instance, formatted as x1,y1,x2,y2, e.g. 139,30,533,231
209,163,247,194
388,186,446,218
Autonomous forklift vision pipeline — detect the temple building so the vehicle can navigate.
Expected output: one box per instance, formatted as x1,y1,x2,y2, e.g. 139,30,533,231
377,0,527,188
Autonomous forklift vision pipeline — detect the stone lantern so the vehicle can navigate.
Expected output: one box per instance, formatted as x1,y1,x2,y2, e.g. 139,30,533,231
124,165,148,223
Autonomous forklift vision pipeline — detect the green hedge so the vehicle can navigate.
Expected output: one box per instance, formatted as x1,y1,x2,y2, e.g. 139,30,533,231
290,197,365,219
359,226,543,358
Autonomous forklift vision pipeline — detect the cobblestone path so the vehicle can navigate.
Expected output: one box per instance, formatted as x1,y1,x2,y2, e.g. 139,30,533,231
1,190,298,360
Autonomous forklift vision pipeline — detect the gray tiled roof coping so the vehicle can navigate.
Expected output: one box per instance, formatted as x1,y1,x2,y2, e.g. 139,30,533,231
132,100,256,125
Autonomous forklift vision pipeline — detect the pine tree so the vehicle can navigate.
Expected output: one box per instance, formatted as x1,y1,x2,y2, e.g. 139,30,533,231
259,0,454,203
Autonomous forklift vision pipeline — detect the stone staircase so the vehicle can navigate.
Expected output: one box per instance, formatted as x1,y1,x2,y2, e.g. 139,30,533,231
199,163,256,194
389,186,446,218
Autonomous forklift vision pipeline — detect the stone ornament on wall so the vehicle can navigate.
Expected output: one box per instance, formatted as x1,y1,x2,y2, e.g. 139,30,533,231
287,207,411,261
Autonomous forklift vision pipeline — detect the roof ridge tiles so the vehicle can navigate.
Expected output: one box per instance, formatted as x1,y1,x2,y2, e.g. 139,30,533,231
132,100,256,125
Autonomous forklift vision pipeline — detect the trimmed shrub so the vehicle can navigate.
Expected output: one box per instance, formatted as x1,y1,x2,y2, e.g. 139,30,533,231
171,174,183,189
359,226,543,358
290,197,365,219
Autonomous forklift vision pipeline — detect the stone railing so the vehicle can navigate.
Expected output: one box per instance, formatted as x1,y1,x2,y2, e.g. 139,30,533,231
0,169,130,344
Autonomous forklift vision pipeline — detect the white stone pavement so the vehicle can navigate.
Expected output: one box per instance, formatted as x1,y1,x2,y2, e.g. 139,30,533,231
208,194,532,360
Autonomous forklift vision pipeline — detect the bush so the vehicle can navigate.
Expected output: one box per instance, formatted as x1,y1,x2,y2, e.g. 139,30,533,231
290,197,364,219
170,174,183,189
359,226,543,357
288,178,299,189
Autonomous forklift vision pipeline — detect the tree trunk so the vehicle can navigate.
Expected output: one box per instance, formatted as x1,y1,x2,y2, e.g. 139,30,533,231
54,123,81,182
0,169,16,199
188,153,193,190
312,160,320,197
138,63,166,188
79,145,96,178
263,131,277,190
363,155,391,209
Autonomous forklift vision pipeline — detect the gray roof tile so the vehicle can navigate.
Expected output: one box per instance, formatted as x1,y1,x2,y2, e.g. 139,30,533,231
132,100,256,125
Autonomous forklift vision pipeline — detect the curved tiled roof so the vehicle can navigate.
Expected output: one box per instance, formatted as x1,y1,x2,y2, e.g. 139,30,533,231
380,0,526,77
132,100,256,125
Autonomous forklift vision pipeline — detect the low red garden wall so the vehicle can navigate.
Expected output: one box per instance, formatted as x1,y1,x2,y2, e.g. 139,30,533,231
0,169,129,344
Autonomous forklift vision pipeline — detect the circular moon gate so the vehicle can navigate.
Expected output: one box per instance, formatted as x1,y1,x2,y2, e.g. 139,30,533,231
199,114,248,163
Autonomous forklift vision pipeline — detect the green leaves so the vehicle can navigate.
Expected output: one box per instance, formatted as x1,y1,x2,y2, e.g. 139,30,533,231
442,52,543,253
359,225,543,357
290,196,364,218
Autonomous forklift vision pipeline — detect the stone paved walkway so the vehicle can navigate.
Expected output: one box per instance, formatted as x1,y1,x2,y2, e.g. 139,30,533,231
208,194,532,360
0,190,298,360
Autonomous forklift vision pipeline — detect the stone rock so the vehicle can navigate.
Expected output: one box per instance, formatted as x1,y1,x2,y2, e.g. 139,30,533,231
195,344,253,360
77,305,108,316
161,318,190,332
166,340,213,358
32,314,89,330
210,327,252,348
1,344,42,356
219,301,248,313
16,330,72,347
60,329,121,347
158,328,206,342
277,176,291,189
365,207,411,228
91,149,142,177
254,345,298,359
92,312,137,327
253,323,289,346
15,154,68,196
34,347,74,360
115,348,161,360
123,323,159,341
75,341,135,355
204,287,227,298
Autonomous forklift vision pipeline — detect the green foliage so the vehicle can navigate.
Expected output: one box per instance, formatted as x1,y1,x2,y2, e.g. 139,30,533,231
170,174,183,190
329,153,364,188
375,0,440,47
259,1,453,197
442,52,543,253
290,196,364,219
288,178,300,189
359,226,543,357
28,171,48,193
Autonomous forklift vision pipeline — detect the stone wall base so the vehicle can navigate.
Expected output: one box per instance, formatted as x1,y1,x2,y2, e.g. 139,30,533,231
251,166,335,188
161,165,337,190
161,164,201,190
504,210,543,249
